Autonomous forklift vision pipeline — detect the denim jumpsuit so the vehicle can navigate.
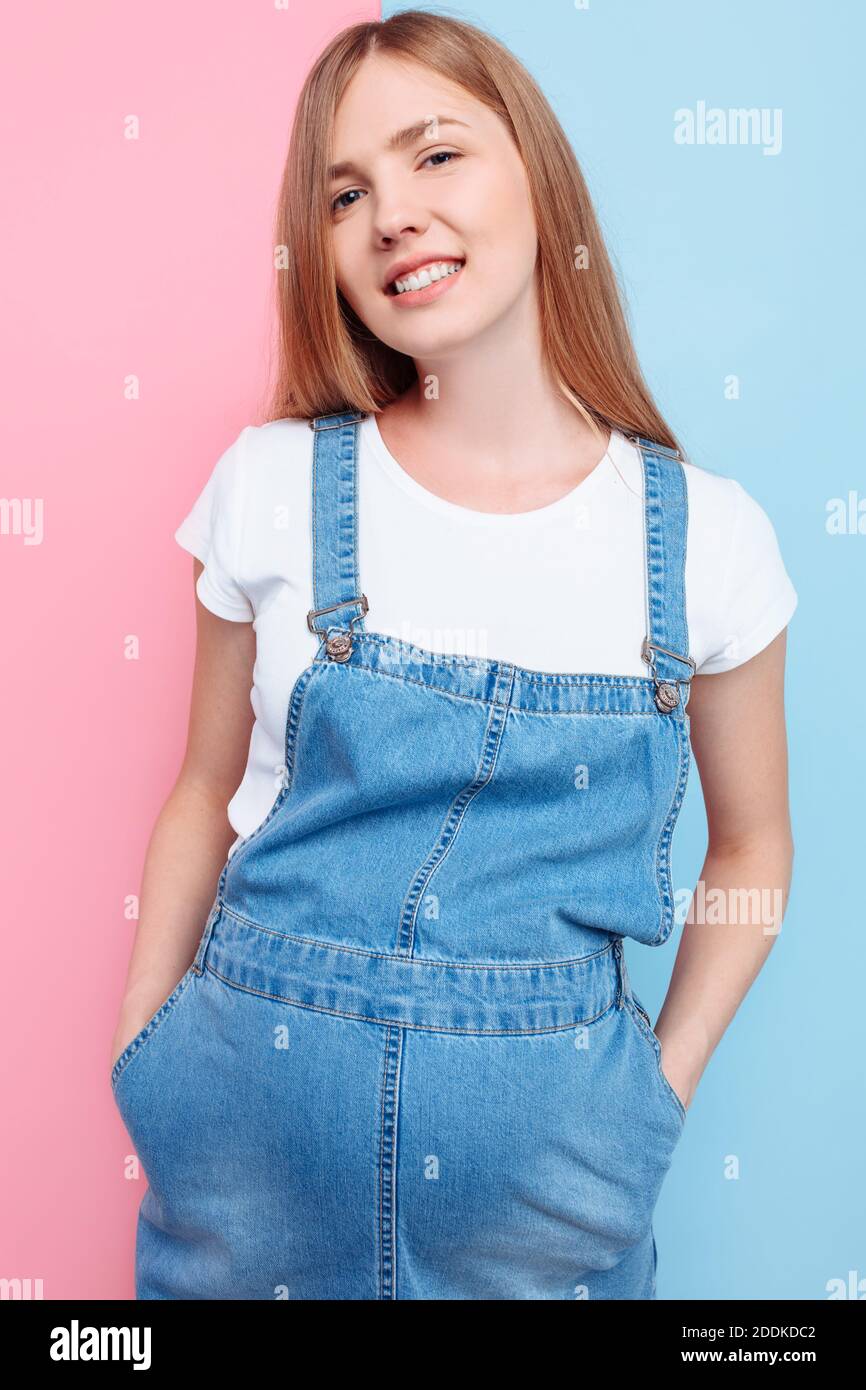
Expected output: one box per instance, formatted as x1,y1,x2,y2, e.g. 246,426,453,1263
110,410,694,1300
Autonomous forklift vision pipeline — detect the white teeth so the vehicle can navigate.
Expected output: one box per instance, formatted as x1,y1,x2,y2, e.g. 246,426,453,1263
391,260,463,294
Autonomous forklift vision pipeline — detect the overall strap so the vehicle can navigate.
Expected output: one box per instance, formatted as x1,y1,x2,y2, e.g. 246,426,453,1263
629,435,696,713
306,410,369,661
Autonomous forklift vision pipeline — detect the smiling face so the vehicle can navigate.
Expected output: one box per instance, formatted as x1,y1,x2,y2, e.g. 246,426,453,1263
329,54,539,357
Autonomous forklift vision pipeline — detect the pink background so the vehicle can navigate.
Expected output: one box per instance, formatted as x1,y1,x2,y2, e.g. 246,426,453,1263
1,2,375,1299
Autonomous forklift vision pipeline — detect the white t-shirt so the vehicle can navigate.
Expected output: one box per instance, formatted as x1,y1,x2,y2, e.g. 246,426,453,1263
174,414,798,845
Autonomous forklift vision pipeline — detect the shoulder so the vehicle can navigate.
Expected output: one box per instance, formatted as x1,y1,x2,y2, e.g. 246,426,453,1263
682,457,789,573
174,418,315,621
681,457,742,531
231,420,313,584
237,417,311,478
678,456,797,672
242,416,311,453
612,435,765,558
227,418,313,515
180,417,313,517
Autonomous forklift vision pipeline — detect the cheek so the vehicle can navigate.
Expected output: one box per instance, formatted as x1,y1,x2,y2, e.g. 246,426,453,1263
336,264,388,334
333,263,350,305
459,171,536,278
335,273,373,324
468,228,536,304
495,156,537,249
501,178,538,266
332,230,366,305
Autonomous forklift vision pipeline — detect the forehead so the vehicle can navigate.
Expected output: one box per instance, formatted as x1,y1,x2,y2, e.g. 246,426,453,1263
330,54,484,155
336,52,471,118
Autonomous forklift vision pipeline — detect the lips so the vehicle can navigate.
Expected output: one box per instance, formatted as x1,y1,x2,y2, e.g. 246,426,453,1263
383,256,465,295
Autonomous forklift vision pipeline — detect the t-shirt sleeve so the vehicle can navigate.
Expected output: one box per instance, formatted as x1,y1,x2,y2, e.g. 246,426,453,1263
696,479,798,674
174,427,255,622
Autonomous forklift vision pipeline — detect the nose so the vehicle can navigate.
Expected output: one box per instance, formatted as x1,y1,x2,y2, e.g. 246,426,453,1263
372,184,432,247
375,216,429,248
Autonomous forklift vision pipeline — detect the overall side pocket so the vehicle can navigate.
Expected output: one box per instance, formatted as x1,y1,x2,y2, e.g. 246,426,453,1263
625,993,687,1128
109,964,198,1094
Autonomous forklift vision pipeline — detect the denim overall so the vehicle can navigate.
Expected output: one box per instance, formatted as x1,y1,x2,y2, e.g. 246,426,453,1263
110,410,694,1300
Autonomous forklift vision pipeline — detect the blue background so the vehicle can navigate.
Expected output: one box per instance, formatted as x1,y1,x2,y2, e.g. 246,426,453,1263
384,0,865,1299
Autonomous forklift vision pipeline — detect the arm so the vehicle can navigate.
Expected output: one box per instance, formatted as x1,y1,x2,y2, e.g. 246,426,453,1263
109,557,256,1070
654,628,795,1111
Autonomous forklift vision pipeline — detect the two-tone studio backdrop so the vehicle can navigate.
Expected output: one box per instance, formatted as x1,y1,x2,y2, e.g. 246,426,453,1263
1,0,861,1299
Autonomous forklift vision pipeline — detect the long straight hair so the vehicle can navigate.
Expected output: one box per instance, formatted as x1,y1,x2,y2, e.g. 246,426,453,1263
262,8,685,458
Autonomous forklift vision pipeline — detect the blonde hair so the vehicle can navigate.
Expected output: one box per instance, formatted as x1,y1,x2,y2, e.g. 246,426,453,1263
262,8,686,458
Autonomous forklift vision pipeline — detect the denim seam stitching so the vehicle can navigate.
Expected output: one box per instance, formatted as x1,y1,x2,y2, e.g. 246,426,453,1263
328,659,505,709
202,961,618,1035
506,709,659,719
109,966,196,1090
216,904,618,972
318,659,664,714
345,657,664,702
377,1024,390,1300
398,669,513,953
354,630,662,686
650,718,689,944
377,1024,401,1300
624,997,687,1125
221,661,324,884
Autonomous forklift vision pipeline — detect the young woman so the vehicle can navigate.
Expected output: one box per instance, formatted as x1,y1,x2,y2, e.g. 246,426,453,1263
109,11,797,1300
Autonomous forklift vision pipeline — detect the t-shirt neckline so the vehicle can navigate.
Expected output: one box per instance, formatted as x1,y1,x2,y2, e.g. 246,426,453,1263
363,412,618,526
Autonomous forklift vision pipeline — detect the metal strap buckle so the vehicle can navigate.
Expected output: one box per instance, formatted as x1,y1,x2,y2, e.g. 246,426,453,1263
641,638,696,713
625,433,683,461
307,594,369,661
309,412,368,431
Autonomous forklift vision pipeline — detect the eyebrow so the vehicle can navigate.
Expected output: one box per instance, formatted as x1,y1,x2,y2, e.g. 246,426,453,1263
328,116,471,182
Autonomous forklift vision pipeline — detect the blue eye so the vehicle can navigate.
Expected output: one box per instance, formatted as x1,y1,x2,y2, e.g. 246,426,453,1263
332,188,363,213
331,150,462,214
422,149,462,169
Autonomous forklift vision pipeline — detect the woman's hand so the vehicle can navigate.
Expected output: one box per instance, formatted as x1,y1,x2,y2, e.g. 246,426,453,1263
109,560,256,1081
108,974,184,1074
655,1026,708,1113
651,631,794,1119
109,996,159,1073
